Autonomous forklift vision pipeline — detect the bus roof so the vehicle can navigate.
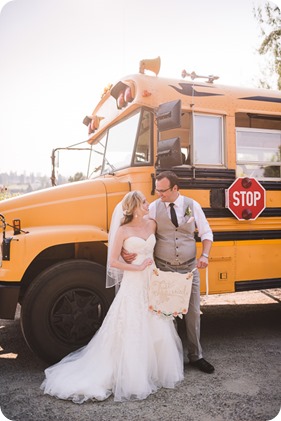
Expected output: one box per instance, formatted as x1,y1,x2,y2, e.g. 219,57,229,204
86,72,281,144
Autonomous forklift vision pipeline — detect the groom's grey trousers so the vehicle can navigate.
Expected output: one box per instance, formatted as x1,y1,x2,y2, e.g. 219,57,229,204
154,257,203,362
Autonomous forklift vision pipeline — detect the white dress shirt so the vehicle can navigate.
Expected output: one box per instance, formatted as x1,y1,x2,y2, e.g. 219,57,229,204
149,194,213,242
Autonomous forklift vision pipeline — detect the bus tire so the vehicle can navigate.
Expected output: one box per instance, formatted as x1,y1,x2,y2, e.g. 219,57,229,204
20,259,114,364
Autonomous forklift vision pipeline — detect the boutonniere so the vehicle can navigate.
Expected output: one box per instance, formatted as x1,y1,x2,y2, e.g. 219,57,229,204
184,206,192,217
184,205,194,224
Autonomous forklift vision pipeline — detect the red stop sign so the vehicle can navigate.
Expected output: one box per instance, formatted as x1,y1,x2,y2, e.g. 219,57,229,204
226,177,266,220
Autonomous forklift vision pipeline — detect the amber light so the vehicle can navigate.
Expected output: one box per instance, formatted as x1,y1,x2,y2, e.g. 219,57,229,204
13,219,21,235
117,87,134,109
90,115,102,132
124,87,133,103
117,92,126,109
83,115,103,134
111,80,135,110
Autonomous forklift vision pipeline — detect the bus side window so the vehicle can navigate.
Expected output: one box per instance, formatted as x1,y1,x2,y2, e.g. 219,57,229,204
235,113,281,180
193,114,224,166
158,112,191,166
236,128,281,180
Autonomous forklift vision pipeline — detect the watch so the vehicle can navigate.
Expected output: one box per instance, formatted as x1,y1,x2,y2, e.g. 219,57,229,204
202,253,209,259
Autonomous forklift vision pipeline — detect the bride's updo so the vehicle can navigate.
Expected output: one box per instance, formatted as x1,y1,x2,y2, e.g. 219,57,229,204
121,191,144,226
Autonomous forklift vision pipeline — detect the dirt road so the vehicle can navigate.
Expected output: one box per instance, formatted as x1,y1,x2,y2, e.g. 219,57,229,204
0,290,280,421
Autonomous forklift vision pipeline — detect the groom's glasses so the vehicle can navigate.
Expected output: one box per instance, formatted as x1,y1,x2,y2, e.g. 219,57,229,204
155,186,172,193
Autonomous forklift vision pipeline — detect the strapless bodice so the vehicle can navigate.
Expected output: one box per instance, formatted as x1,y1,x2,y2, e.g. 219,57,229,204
123,234,156,265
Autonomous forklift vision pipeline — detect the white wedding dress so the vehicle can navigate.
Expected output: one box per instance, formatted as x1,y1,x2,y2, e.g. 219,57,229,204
40,234,184,403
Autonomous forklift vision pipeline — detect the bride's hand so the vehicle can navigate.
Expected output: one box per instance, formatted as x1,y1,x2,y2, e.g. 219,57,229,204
139,258,153,271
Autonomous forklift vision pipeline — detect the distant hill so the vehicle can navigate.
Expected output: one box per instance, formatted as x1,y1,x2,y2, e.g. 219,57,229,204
0,172,68,195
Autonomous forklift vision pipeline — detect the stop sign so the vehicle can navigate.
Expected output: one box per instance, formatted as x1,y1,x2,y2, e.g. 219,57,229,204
226,177,266,220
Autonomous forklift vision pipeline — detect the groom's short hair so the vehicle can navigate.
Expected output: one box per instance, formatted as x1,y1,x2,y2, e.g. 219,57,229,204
156,171,179,188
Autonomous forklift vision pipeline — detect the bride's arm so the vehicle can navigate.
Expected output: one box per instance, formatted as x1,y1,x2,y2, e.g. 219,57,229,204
109,227,153,272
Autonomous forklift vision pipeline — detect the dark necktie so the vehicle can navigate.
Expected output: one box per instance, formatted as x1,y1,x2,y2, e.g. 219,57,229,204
169,203,178,227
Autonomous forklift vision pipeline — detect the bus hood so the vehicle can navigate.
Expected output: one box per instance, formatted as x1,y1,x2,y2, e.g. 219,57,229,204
0,178,130,235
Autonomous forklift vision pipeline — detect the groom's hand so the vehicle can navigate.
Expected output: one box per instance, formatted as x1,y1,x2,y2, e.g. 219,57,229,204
197,255,208,269
121,247,137,263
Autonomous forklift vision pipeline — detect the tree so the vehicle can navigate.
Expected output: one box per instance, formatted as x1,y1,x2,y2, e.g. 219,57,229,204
68,172,86,183
263,145,281,177
254,2,281,90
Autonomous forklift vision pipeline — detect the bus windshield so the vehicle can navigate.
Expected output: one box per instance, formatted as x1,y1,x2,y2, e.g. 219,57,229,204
101,109,153,174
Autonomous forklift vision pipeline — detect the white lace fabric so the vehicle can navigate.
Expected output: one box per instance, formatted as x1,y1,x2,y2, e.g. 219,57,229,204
41,235,184,403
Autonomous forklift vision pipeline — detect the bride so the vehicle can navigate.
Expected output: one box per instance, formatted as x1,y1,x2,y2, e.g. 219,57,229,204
40,191,184,403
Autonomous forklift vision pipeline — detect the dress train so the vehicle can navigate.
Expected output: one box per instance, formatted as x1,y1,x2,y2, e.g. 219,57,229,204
40,235,184,402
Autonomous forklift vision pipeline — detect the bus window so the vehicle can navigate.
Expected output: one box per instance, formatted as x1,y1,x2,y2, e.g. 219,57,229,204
193,114,224,165
102,111,141,173
235,112,281,131
158,111,224,167
236,128,281,180
158,112,191,165
133,110,153,164
84,134,106,178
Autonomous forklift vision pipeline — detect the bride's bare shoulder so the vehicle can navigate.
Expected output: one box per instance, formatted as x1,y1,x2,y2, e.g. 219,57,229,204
116,224,128,238
146,218,156,231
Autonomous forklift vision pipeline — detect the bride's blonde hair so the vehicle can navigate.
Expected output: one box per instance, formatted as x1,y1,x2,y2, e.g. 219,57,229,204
121,191,144,226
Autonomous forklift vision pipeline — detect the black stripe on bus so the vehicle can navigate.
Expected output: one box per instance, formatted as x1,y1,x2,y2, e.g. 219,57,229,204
156,168,281,191
240,96,281,104
169,83,224,98
211,230,281,242
235,278,281,292
204,208,281,218
164,168,236,181
182,179,281,191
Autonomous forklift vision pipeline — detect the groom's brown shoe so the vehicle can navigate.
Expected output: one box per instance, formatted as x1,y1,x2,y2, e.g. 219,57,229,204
190,358,214,373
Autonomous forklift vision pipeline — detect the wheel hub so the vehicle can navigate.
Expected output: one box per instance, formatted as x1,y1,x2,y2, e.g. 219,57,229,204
50,288,103,345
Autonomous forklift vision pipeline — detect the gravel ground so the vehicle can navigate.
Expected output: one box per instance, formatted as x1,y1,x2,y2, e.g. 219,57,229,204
0,289,280,421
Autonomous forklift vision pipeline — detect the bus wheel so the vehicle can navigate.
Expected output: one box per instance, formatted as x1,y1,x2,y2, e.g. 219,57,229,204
20,259,114,364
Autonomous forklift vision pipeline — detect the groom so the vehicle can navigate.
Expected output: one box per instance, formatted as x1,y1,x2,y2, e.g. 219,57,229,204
149,171,214,374
123,170,214,374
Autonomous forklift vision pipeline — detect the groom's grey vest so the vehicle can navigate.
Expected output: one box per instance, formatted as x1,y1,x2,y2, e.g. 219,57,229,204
154,196,196,265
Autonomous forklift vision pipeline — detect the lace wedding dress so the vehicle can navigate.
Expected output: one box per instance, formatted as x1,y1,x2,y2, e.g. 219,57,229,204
40,234,184,403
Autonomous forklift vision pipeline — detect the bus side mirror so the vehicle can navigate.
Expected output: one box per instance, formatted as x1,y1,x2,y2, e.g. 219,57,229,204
156,137,183,168
156,100,181,132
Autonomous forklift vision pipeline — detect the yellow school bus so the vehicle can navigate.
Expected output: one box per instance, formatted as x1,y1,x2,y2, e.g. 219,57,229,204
0,57,280,363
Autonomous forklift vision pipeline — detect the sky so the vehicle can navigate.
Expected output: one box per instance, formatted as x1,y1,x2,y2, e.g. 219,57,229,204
0,0,280,179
